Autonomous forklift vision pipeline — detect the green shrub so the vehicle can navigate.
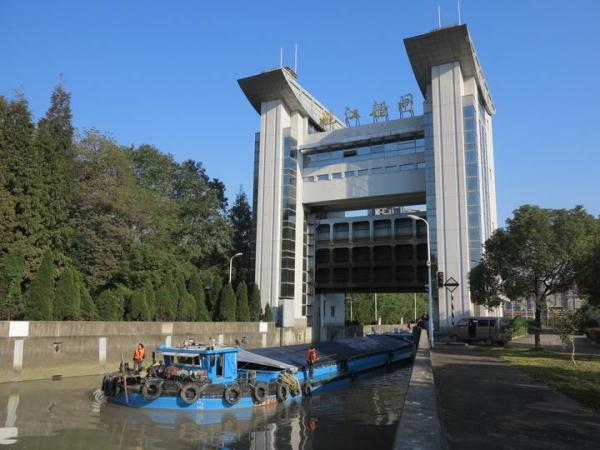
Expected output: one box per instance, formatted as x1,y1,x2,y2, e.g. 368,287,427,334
216,283,236,321
509,317,529,337
263,303,273,322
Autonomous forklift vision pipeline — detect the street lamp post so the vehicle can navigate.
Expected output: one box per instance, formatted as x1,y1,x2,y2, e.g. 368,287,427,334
414,292,417,322
229,252,243,285
407,215,434,348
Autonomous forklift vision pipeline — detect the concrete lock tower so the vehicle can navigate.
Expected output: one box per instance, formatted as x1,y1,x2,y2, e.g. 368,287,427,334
239,25,498,337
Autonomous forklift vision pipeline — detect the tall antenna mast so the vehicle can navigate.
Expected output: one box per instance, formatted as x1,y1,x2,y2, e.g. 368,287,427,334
437,5,441,29
458,0,461,25
294,43,298,74
280,47,283,67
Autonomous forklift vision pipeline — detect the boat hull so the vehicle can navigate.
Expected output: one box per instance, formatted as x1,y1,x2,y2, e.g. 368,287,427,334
108,344,414,411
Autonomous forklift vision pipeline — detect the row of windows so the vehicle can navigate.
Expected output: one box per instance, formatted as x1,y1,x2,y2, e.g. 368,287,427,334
464,105,483,267
280,137,297,299
304,162,425,183
304,138,425,168
316,265,428,285
315,219,426,242
315,244,428,264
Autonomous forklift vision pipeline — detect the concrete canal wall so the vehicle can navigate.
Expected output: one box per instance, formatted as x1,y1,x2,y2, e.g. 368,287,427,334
0,321,312,383
0,321,407,383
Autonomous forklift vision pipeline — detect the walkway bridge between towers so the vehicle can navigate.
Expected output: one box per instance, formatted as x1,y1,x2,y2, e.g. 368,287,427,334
313,212,429,293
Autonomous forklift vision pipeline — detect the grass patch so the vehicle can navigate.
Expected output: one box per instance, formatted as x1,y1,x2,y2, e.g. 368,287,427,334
489,346,600,413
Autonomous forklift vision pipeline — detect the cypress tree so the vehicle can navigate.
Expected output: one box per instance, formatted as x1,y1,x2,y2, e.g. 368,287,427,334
156,274,176,321
182,293,196,321
0,249,25,320
24,250,54,320
174,273,194,321
54,266,80,320
263,303,273,322
143,280,156,320
210,276,223,320
79,284,96,320
249,284,262,322
96,289,121,321
217,283,236,322
189,271,210,321
36,83,75,252
235,281,250,322
129,289,150,321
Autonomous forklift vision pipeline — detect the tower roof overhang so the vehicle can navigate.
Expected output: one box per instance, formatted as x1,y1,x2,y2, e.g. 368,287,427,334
404,24,495,115
238,67,344,131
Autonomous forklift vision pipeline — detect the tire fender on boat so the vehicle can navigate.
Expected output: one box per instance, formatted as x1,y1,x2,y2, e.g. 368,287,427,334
223,385,241,405
252,382,269,403
276,383,289,402
179,383,202,405
141,379,162,401
303,383,313,397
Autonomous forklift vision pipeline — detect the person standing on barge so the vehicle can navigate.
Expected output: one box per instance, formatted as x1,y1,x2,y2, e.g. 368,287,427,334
133,343,145,372
306,345,318,379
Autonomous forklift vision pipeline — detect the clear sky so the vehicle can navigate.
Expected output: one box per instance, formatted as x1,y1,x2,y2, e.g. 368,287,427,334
1,0,598,224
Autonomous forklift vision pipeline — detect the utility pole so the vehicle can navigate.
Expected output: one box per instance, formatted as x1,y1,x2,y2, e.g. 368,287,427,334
374,293,378,324
414,293,417,322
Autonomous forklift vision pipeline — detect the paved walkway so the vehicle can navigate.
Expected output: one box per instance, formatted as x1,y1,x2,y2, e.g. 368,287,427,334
431,344,600,450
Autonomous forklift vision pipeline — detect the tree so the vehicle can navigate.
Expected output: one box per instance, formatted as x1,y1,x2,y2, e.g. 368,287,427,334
173,160,232,267
553,310,585,366
188,271,210,321
210,276,223,319
249,284,261,322
79,284,96,320
36,83,75,252
0,94,45,279
216,283,236,321
0,249,25,320
143,279,156,320
235,281,250,322
23,250,54,320
54,266,81,320
469,205,598,349
230,188,252,283
577,240,600,306
96,289,121,321
129,289,150,321
263,303,273,322
155,275,176,321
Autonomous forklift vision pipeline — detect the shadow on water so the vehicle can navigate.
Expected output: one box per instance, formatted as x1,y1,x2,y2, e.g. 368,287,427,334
0,362,411,449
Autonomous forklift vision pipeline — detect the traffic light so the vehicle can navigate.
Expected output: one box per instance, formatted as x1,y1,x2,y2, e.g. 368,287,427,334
437,271,444,288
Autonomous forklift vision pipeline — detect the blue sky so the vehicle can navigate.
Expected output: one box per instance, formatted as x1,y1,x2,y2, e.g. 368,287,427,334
1,0,598,224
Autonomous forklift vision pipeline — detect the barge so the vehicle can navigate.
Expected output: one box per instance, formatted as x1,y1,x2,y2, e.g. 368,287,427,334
100,333,415,411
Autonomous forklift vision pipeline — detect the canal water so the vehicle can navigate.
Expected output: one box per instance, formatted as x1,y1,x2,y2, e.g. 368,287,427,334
0,364,410,449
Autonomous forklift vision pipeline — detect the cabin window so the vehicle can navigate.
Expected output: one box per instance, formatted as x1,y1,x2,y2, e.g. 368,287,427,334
217,355,224,377
478,319,490,327
176,356,201,366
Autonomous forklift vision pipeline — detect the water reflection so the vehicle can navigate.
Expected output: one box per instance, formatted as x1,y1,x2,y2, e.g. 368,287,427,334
0,364,410,449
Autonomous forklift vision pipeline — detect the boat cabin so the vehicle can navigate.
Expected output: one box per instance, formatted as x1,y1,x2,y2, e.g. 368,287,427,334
155,344,240,383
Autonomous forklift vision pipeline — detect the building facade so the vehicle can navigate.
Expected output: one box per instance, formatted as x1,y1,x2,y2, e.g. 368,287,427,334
239,25,498,333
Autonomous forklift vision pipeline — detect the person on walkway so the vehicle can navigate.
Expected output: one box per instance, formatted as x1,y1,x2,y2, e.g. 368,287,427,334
306,345,318,379
133,343,145,372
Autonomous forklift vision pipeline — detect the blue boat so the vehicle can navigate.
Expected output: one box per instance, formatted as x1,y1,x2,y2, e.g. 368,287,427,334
100,333,416,411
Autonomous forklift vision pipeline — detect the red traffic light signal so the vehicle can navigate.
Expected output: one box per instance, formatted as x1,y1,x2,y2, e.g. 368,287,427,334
437,271,444,288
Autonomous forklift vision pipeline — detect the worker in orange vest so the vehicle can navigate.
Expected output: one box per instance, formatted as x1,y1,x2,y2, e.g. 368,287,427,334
133,343,145,372
306,345,318,379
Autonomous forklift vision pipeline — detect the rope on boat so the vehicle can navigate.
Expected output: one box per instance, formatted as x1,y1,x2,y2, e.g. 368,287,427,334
278,372,301,395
